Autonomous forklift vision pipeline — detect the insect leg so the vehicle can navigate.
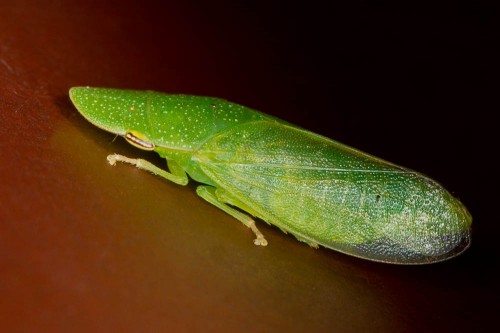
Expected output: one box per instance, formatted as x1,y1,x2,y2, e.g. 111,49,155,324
196,185,268,246
107,154,188,185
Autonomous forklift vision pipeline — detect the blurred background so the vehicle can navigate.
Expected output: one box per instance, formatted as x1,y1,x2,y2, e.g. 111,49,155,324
1,1,497,332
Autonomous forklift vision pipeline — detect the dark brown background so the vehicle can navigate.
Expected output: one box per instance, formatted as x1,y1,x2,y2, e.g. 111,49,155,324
1,1,497,332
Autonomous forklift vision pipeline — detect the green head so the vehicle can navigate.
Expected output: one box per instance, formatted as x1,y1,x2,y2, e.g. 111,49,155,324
70,87,158,151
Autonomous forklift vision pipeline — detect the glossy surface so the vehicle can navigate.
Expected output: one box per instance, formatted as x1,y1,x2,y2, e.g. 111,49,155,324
70,88,471,264
1,1,497,332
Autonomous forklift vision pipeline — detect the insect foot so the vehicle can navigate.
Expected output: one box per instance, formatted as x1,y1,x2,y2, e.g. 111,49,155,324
250,222,268,246
107,153,127,166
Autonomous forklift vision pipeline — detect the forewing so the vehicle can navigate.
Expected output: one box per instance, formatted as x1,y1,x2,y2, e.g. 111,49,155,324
195,121,435,263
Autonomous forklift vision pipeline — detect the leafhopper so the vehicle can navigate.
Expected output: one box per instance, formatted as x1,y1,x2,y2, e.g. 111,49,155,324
70,87,472,264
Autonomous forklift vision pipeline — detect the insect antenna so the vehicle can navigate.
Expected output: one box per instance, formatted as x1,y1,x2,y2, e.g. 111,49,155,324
110,134,119,144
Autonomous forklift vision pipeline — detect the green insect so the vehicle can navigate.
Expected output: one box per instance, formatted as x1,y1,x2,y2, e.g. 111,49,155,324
69,87,472,264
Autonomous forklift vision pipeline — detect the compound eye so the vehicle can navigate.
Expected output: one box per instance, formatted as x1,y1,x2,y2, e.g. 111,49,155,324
124,131,155,151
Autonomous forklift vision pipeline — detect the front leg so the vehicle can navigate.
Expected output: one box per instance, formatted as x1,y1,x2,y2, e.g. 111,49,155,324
107,154,188,186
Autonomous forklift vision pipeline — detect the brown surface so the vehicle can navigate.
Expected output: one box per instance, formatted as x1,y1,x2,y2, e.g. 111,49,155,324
1,1,497,332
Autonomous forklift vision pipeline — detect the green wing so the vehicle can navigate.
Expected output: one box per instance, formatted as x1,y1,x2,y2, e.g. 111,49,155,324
195,121,469,263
